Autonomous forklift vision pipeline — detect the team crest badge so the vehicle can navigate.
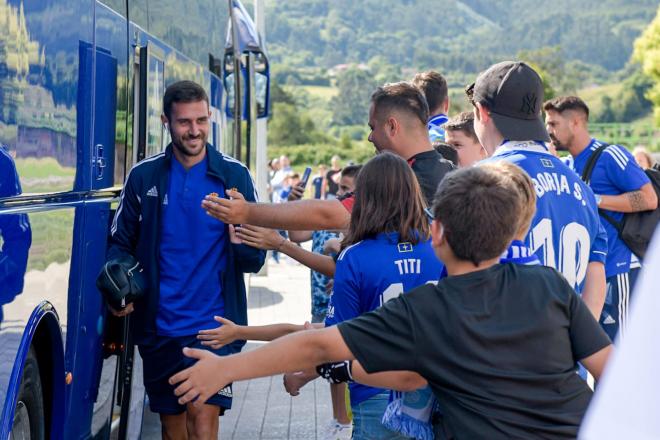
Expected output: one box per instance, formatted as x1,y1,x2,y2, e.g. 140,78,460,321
397,242,413,253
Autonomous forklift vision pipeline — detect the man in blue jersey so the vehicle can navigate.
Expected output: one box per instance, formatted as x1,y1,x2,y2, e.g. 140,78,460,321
412,71,450,143
468,61,607,318
107,81,265,439
544,96,658,339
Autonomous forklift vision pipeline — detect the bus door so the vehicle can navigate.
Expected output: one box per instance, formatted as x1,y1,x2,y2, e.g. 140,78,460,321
63,40,119,439
109,39,167,440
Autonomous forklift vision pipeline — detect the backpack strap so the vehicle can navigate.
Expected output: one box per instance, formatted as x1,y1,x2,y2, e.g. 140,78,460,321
580,143,608,184
579,142,625,234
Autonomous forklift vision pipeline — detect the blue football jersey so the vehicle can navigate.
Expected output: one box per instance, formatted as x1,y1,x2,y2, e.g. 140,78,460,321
572,139,649,277
325,232,444,406
487,141,607,293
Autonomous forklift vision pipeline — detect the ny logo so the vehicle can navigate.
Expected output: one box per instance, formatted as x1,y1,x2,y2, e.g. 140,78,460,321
520,93,537,115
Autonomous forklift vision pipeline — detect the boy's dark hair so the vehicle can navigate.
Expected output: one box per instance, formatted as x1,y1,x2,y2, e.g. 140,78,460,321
341,164,362,179
343,152,429,248
444,111,478,141
432,166,521,265
371,82,429,127
543,96,590,120
412,71,448,115
163,80,209,121
432,141,458,166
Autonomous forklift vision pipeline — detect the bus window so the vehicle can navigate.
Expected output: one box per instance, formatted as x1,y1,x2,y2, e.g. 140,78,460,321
128,0,150,31
146,51,167,158
98,0,126,17
253,51,270,118
134,43,167,162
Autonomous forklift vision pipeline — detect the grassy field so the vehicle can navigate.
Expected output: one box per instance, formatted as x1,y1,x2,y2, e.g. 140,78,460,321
299,85,338,101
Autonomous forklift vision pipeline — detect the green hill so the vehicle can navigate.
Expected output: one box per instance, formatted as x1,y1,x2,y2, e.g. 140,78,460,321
265,0,658,79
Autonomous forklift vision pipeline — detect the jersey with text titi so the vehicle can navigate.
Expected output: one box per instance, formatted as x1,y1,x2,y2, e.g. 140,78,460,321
325,232,444,405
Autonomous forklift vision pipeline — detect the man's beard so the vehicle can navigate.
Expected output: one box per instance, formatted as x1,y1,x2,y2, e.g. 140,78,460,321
549,134,568,151
172,133,206,157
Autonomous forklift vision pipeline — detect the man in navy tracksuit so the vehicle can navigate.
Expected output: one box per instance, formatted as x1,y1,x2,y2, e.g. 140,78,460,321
107,81,265,439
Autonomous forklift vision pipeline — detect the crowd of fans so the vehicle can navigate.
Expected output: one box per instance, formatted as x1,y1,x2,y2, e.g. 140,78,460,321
109,60,660,439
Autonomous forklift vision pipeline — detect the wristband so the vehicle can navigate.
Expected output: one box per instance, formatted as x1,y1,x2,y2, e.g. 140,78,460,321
594,194,603,207
316,360,353,384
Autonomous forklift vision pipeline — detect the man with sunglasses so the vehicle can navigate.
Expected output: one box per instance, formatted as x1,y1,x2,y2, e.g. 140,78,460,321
467,61,608,320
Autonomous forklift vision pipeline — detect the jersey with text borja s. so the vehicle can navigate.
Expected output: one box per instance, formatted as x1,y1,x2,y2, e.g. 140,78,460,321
325,232,444,405
487,141,607,293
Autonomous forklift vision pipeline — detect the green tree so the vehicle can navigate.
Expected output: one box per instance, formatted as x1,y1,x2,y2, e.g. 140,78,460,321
330,67,378,126
269,103,319,146
633,5,660,127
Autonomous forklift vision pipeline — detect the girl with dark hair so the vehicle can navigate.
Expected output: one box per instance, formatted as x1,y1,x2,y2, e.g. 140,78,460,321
325,152,444,440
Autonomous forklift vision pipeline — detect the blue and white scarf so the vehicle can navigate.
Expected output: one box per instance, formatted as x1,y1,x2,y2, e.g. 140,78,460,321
382,387,436,440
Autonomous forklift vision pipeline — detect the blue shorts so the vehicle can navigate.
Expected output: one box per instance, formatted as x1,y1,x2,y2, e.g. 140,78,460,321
138,334,233,415
600,268,641,341
352,391,411,440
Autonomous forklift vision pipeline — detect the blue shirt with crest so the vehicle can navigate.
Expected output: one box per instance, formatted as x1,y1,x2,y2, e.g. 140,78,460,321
157,156,228,336
571,139,649,277
487,141,608,293
325,232,444,406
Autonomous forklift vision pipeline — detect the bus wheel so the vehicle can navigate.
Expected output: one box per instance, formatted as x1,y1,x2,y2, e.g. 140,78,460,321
11,347,45,440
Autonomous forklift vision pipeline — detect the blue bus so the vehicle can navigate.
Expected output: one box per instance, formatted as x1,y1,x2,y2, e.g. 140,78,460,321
0,0,268,437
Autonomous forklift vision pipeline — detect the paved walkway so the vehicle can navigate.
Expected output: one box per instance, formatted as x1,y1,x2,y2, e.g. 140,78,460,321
142,256,333,439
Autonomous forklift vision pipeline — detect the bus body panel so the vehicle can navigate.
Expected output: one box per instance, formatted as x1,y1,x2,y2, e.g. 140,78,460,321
0,0,253,436
0,305,65,439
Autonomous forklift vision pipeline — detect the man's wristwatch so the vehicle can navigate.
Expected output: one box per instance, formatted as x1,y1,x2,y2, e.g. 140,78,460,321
594,194,603,207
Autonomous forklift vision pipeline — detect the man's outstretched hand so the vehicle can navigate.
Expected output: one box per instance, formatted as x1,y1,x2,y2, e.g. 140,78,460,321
202,189,249,224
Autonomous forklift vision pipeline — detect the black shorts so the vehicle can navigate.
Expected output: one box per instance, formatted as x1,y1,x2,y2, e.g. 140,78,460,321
138,334,233,415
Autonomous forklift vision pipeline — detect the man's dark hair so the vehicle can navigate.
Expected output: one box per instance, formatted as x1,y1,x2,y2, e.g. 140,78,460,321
543,96,590,120
432,166,520,265
341,164,362,179
412,71,448,115
432,141,458,166
444,111,478,141
163,80,209,120
344,152,429,248
371,82,429,127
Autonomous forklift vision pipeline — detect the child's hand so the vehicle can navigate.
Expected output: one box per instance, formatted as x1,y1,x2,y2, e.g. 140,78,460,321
282,368,317,396
228,225,242,245
197,316,240,349
170,348,228,406
323,238,342,255
235,224,285,251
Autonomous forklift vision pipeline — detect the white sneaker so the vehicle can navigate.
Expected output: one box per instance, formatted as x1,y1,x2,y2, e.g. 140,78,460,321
320,419,338,439
321,419,352,440
333,422,352,440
